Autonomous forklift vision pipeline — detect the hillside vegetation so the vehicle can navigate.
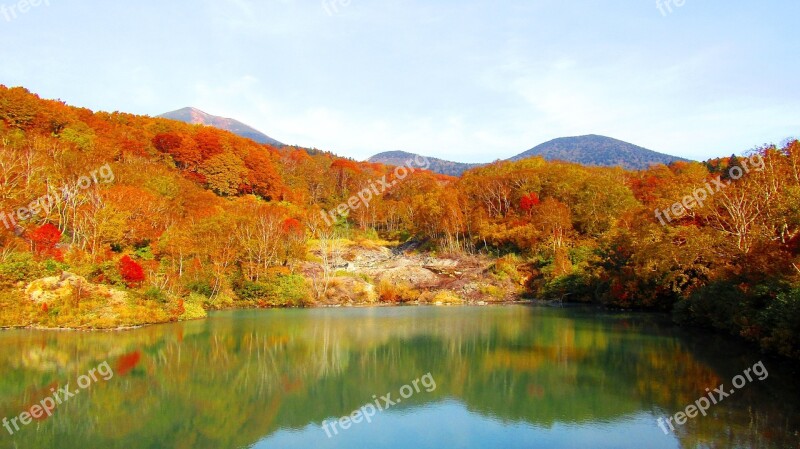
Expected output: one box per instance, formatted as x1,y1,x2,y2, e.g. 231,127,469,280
1,86,799,359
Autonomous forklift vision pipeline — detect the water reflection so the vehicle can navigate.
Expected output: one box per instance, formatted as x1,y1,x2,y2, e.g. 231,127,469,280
0,306,797,449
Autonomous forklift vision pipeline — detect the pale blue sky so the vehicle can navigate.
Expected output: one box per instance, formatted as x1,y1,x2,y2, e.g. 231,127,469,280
1,0,798,162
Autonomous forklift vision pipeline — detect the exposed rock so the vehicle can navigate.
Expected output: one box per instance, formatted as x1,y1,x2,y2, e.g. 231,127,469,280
25,272,127,305
422,258,460,276
304,241,524,305
376,266,439,288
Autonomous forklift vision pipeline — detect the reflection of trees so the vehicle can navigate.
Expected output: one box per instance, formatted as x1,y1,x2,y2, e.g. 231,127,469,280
0,307,798,449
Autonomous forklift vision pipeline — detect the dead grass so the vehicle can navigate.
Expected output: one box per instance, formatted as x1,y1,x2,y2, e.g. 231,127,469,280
419,290,464,305
378,279,421,303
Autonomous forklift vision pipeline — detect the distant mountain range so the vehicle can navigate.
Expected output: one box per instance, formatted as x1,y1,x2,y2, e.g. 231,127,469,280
368,151,483,177
158,107,283,146
155,108,687,175
370,135,690,176
510,135,689,169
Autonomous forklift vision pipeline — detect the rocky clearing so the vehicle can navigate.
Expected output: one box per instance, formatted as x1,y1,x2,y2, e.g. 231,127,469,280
301,241,526,305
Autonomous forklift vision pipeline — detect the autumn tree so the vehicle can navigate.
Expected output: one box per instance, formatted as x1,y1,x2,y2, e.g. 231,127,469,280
280,218,306,269
330,158,362,198
199,152,247,196
243,148,282,199
119,255,145,287
29,223,63,261
520,192,540,216
152,132,182,153
194,128,224,159
233,202,283,282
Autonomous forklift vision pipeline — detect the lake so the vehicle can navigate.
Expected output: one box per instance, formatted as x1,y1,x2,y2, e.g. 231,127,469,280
1,305,798,449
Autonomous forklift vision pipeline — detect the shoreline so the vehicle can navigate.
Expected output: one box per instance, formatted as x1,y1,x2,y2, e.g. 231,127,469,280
0,298,546,332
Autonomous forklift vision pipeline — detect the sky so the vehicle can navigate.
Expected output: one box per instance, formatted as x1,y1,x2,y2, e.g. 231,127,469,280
0,0,798,163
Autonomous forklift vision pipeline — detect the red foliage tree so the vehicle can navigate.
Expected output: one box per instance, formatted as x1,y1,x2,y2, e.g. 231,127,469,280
29,223,63,261
119,255,145,287
520,193,541,213
152,132,183,152
281,218,303,235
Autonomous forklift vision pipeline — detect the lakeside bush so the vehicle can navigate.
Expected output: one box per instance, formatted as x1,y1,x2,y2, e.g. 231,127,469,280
233,274,311,307
0,253,47,288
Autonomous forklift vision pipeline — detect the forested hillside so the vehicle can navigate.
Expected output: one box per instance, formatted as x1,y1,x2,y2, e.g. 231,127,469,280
1,86,799,358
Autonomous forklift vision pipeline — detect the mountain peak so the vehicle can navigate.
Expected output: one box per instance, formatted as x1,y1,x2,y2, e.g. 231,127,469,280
158,107,283,147
368,135,690,176
369,151,482,177
510,134,689,170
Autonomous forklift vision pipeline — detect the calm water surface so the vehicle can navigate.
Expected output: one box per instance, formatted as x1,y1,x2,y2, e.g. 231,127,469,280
1,305,799,449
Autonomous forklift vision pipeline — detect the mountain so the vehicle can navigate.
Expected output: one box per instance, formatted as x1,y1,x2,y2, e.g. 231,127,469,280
510,134,688,170
369,151,483,177
158,107,283,146
369,135,689,176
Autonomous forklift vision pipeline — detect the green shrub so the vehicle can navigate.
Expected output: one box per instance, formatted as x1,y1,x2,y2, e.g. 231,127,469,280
491,255,522,283
758,288,800,358
0,252,43,288
540,273,594,302
568,246,594,265
180,301,207,321
42,258,70,275
85,260,125,287
234,275,310,306
235,281,268,301
187,293,209,305
263,274,310,306
204,292,234,309
134,245,155,261
186,280,215,298
673,281,744,332
143,286,168,303
671,279,800,359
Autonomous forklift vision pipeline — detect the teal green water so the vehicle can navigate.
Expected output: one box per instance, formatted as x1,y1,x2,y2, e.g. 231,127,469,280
0,306,798,449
